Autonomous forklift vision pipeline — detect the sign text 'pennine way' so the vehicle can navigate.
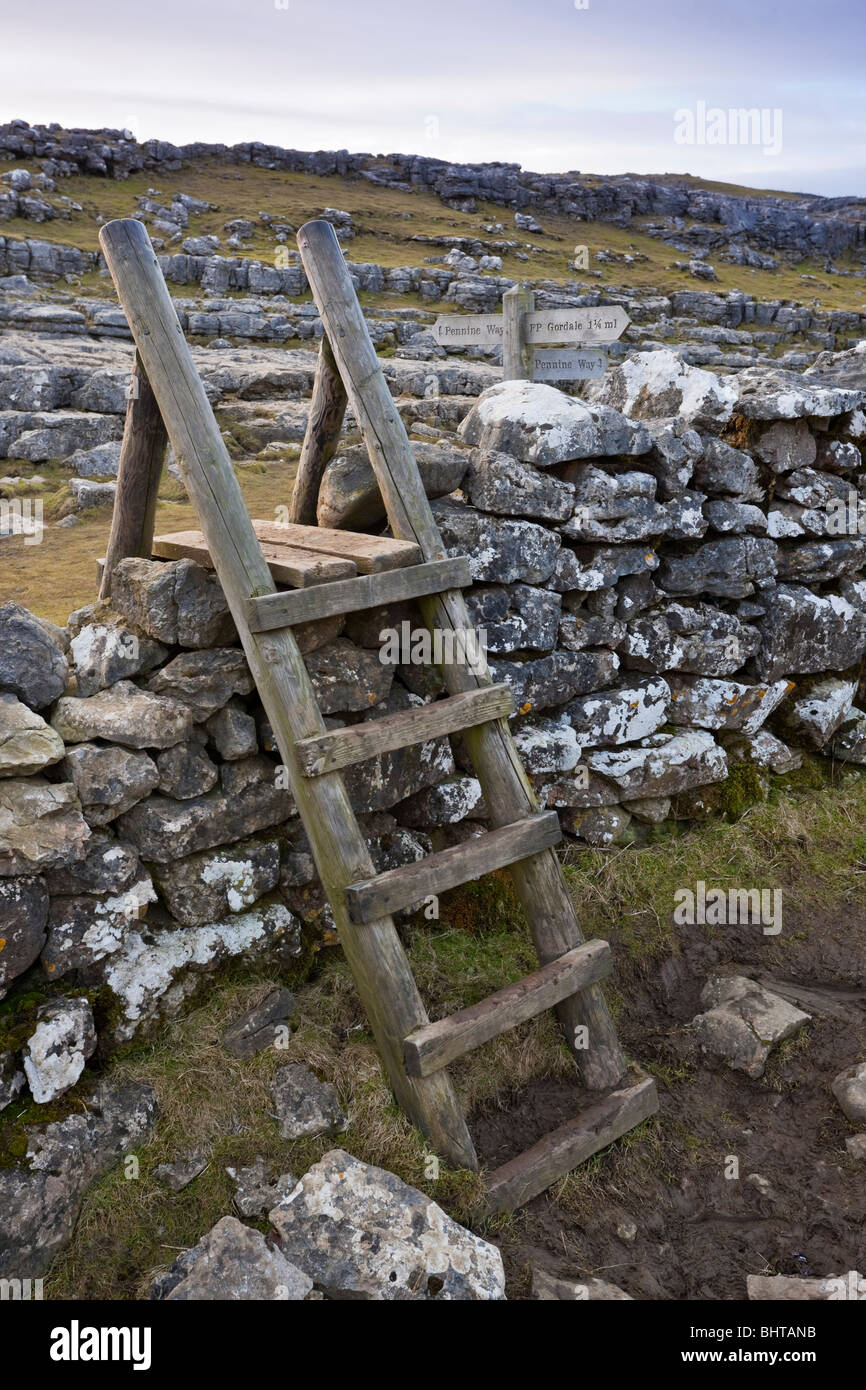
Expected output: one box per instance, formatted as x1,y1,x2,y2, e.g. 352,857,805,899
431,314,503,347
531,349,608,382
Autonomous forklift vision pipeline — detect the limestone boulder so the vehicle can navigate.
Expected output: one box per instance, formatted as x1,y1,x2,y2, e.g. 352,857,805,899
693,976,810,1078
0,601,68,709
150,837,281,927
146,649,254,723
116,760,295,863
109,557,237,648
70,620,168,697
0,875,49,993
0,694,65,776
99,900,302,1041
271,1064,346,1140
62,743,159,825
583,348,737,430
584,729,727,801
755,586,866,681
269,1149,506,1300
0,1080,158,1278
41,875,156,977
433,498,561,584
459,380,649,464
51,682,193,750
0,779,90,877
23,997,97,1103
153,1216,312,1301
464,448,574,522
566,677,670,748
831,1062,866,1124
318,441,468,529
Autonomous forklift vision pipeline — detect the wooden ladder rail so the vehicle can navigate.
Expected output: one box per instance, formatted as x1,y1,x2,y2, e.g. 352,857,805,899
297,219,628,1091
288,333,346,525
97,217,478,1171
99,351,168,598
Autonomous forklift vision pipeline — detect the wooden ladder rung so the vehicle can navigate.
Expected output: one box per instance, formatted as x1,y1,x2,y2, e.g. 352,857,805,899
296,684,514,777
404,940,612,1078
345,810,562,924
246,556,471,633
483,1075,659,1214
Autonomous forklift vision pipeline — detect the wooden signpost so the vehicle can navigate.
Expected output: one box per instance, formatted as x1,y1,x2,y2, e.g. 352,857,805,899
432,287,629,384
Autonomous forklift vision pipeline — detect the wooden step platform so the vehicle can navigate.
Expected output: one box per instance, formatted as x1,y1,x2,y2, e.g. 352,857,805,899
152,519,423,590
253,520,422,574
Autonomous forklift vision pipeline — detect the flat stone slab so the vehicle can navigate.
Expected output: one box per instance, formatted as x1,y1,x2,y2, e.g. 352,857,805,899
693,975,811,1078
269,1149,506,1300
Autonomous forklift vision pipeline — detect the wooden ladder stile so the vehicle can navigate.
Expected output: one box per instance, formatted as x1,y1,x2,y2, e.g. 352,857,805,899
97,216,658,1210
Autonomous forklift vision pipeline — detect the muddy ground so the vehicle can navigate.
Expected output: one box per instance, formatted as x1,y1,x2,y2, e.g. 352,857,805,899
474,891,866,1300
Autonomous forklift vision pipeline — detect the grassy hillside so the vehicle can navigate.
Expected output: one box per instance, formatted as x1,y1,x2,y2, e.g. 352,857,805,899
2,156,865,312
0,458,299,626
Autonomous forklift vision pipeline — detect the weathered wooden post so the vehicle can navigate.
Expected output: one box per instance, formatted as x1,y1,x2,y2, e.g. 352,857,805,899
98,351,168,598
502,283,535,381
288,334,347,524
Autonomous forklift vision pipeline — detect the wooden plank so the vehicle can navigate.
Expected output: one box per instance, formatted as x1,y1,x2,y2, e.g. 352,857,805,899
98,217,478,1174
253,519,422,574
404,940,612,1078
346,811,562,925
247,556,471,632
298,217,628,1091
152,529,357,587
502,284,535,382
99,351,168,598
297,684,515,777
484,1076,659,1213
289,333,347,524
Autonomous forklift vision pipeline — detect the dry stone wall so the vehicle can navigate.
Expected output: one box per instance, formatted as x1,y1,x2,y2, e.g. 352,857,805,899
2,342,866,1117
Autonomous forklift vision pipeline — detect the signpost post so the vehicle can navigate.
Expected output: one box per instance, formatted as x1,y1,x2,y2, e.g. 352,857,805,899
503,284,535,381
432,288,629,384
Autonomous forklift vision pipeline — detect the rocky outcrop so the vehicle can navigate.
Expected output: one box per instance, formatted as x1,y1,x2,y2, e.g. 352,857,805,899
1,121,863,265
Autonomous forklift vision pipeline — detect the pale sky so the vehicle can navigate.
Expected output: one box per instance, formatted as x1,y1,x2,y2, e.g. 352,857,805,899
2,0,863,196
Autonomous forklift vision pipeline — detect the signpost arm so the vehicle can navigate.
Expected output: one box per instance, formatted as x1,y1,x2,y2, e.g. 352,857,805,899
502,284,534,381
